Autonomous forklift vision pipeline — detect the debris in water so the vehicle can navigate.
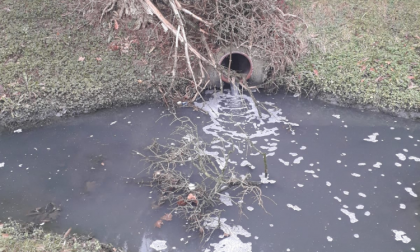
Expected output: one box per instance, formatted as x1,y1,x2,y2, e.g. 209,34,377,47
400,204,406,209
278,159,289,166
343,191,349,195
293,157,303,164
408,156,420,162
220,192,233,206
364,133,379,142
392,230,411,244
150,240,168,251
373,162,382,168
0,162,4,168
396,153,406,161
289,153,298,157
332,115,340,119
326,181,332,187
259,173,276,184
287,204,302,211
356,205,364,210
14,129,22,133
358,192,367,198
110,121,117,125
395,163,402,167
304,170,315,174
240,160,255,170
327,236,333,242
358,163,366,166
405,188,418,197
297,184,304,187
154,220,164,228
247,206,254,212
341,209,358,223
364,211,371,216
351,173,361,177
160,213,173,221
300,146,307,150
354,234,359,238
188,183,196,191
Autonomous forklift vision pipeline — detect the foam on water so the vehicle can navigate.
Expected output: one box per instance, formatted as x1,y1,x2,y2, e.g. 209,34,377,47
364,133,379,142
392,230,411,244
341,209,358,223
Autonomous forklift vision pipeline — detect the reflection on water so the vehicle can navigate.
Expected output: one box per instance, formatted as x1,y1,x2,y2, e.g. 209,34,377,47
0,91,420,251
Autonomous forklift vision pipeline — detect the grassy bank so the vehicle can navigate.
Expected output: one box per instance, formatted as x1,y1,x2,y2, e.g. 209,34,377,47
0,221,117,252
289,0,420,113
0,0,166,129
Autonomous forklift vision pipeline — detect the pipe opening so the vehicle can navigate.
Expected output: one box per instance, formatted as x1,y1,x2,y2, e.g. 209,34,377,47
219,52,253,83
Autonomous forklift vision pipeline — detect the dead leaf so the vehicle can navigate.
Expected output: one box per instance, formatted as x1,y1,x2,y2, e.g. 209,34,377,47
408,76,415,80
369,68,375,72
114,20,119,30
386,61,391,65
361,79,365,83
78,57,85,62
96,57,102,61
187,193,196,201
313,69,318,77
160,213,173,221
154,220,164,228
101,162,105,166
1,234,9,238
177,196,187,206
223,233,230,237
138,80,143,84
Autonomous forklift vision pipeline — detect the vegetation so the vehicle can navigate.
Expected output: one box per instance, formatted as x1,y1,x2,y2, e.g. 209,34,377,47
0,221,118,252
286,0,420,112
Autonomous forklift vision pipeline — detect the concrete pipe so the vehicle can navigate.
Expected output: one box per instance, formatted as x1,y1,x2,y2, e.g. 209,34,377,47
202,47,266,88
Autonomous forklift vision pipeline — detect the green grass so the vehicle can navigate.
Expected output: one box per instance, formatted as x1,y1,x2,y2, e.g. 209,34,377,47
0,221,116,252
288,0,420,111
0,0,163,128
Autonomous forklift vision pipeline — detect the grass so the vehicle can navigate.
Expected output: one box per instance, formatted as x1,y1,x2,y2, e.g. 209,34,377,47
288,0,420,112
0,0,165,128
0,221,117,252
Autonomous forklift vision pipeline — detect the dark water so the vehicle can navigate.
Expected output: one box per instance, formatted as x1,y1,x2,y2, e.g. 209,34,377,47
0,91,419,252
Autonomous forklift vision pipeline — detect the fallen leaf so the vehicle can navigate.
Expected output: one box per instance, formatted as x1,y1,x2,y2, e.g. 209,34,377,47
369,68,375,72
154,220,164,228
386,61,391,65
361,79,365,83
408,76,415,80
138,80,143,84
78,57,85,62
177,197,187,206
96,57,102,61
101,162,105,166
360,65,367,71
313,69,319,77
114,20,119,30
187,193,196,201
160,213,173,221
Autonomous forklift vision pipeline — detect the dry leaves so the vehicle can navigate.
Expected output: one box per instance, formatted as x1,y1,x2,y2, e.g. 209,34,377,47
160,213,173,221
313,69,319,77
78,56,85,62
154,219,164,228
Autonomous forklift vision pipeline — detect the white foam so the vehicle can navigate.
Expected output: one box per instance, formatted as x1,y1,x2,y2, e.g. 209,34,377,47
395,137,401,140
279,159,289,166
150,240,168,251
287,204,302,211
395,163,402,167
351,173,361,177
364,211,371,216
327,236,333,242
247,206,254,212
334,196,342,202
358,192,367,198
354,234,359,238
358,163,366,166
240,160,255,170
343,191,349,195
220,193,233,206
364,133,379,142
293,157,304,164
289,153,298,157
259,173,276,184
0,162,4,168
13,129,22,133
110,121,117,125
300,146,307,150
396,153,406,161
373,162,382,168
341,209,358,223
408,156,420,162
405,188,418,197
392,230,411,244
326,181,332,187
332,115,340,119
304,170,315,174
356,205,364,210
297,184,304,187
400,204,406,209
